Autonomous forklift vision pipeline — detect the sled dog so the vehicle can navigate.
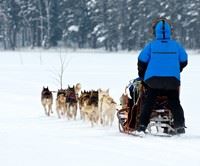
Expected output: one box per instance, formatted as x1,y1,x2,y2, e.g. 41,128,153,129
65,85,78,120
79,91,91,120
79,90,99,126
98,89,116,126
56,89,67,118
120,93,129,109
56,83,81,119
41,87,53,116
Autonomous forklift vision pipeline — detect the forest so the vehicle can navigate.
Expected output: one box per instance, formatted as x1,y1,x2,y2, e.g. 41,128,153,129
0,0,199,50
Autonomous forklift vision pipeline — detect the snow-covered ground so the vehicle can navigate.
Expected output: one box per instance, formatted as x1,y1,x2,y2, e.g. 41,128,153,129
0,49,200,166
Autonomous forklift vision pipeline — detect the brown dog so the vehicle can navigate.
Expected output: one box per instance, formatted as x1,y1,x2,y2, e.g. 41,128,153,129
56,89,67,118
79,91,91,120
65,85,78,120
79,90,99,126
56,83,81,119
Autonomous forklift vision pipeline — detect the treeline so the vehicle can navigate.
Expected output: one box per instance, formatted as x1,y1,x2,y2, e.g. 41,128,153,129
0,0,199,50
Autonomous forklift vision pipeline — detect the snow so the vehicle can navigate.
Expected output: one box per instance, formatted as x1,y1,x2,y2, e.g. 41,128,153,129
68,25,79,32
0,49,200,166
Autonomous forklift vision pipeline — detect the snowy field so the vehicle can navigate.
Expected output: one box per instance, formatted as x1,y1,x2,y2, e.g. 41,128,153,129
0,49,200,166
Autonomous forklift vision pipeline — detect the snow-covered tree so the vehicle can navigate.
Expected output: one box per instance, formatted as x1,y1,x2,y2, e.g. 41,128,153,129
0,0,21,49
0,0,200,50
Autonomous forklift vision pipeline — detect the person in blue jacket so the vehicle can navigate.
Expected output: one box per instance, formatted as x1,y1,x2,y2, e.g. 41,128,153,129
137,18,188,135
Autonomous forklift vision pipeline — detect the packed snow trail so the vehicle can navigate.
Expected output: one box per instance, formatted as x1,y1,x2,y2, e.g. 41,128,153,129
0,50,200,166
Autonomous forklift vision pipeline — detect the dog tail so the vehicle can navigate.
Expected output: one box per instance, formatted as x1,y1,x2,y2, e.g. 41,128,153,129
125,86,128,95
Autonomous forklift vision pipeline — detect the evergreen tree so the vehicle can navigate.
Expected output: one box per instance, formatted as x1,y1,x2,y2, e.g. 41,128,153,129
0,0,200,50
127,0,140,50
118,0,129,50
1,0,21,49
49,0,62,46
19,0,40,48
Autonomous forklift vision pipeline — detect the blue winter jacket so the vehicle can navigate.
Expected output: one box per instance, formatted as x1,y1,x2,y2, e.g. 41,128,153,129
138,20,188,89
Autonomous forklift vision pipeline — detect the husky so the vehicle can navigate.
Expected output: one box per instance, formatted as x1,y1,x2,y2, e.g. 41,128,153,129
98,89,109,124
98,89,109,104
65,85,78,120
56,83,81,120
98,89,116,126
75,83,81,96
88,90,99,125
119,93,129,109
56,89,67,118
79,91,91,120
41,87,53,116
79,90,99,126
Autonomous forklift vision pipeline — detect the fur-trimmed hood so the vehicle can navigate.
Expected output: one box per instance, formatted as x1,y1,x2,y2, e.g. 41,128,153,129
155,20,171,40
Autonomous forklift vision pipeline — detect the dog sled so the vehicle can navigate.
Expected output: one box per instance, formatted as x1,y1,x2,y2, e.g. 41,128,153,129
117,79,175,137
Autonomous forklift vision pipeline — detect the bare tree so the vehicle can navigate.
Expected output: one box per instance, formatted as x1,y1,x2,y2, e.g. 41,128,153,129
51,49,73,89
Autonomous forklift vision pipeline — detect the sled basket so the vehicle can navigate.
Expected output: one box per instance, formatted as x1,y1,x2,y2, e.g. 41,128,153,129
117,79,175,136
117,80,143,133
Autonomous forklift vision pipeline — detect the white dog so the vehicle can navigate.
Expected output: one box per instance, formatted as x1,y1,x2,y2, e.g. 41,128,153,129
98,89,116,126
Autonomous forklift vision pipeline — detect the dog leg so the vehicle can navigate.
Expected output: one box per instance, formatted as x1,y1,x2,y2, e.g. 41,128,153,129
106,115,109,126
80,110,83,120
81,111,86,121
110,114,114,126
102,113,106,126
56,107,61,118
73,105,77,120
47,105,51,116
66,104,71,120
91,117,94,127
50,104,53,114
80,107,86,121
43,105,48,116
89,114,94,127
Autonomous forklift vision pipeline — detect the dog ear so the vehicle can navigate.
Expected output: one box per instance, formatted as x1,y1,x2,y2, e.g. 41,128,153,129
106,89,109,93
76,83,81,88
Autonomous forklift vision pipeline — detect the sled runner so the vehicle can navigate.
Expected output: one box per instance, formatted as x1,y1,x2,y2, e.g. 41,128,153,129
117,79,175,137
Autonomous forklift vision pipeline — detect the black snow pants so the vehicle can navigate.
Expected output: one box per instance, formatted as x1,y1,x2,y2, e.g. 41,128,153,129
139,87,185,129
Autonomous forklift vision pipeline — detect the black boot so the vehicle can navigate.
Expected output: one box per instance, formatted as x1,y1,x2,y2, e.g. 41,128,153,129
137,125,146,132
135,125,146,137
175,127,185,134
